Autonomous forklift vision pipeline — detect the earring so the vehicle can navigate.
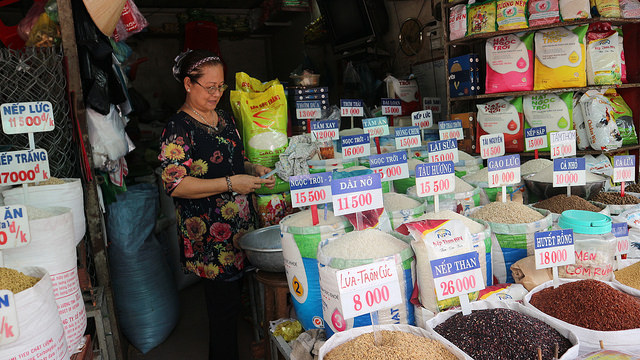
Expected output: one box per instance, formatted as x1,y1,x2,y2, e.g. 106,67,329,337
187,88,191,92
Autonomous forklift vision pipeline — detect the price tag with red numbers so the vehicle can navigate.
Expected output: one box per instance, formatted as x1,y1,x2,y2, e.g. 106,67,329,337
0,290,19,345
336,259,403,319
431,251,485,301
479,133,505,159
525,126,547,151
415,161,455,198
369,151,409,182
381,98,401,116
412,110,433,129
0,205,31,249
553,158,586,187
534,229,575,269
289,172,332,208
341,134,371,160
0,149,50,186
488,154,521,187
363,117,389,138
613,155,636,183
612,222,630,256
340,99,364,117
1,101,55,134
428,139,459,163
296,100,322,120
311,120,339,141
331,173,383,216
394,126,421,150
438,120,464,141
550,130,576,159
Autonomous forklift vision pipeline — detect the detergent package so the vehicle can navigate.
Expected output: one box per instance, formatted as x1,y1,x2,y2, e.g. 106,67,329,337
496,0,528,30
534,26,588,90
476,97,525,153
528,0,561,26
523,93,573,152
485,32,534,93
467,1,497,35
579,90,623,151
450,4,467,41
586,23,621,86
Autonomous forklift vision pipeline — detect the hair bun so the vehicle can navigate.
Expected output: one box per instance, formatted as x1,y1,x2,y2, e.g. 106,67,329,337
172,49,192,82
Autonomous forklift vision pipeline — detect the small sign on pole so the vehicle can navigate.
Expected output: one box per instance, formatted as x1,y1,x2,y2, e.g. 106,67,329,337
534,229,575,288
341,134,371,159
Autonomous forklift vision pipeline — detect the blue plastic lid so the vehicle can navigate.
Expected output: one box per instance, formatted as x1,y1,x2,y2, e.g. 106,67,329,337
558,210,612,235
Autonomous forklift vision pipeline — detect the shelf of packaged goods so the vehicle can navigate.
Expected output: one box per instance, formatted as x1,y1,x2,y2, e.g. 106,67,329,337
447,17,640,45
449,83,640,102
519,144,640,157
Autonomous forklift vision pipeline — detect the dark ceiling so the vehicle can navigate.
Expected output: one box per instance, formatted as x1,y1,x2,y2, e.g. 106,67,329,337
134,0,264,9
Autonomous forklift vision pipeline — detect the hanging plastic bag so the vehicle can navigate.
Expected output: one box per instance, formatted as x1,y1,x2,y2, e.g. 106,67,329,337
25,12,60,47
17,0,46,41
112,0,148,41
87,104,133,169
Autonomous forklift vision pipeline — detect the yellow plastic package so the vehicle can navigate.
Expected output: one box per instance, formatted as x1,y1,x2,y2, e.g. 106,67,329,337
235,72,281,93
534,26,588,90
591,0,622,16
467,1,497,35
496,0,528,30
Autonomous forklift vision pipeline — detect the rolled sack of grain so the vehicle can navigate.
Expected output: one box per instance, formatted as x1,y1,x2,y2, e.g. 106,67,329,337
280,210,353,330
383,192,425,230
532,194,610,223
426,300,580,360
318,324,466,360
590,191,640,215
3,207,86,353
470,202,553,284
407,177,488,216
462,168,527,203
317,229,415,337
0,266,70,360
3,178,85,245
524,279,640,353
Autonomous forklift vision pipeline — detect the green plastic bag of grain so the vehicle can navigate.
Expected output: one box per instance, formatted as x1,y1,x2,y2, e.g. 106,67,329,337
524,93,574,152
383,192,426,230
604,88,637,146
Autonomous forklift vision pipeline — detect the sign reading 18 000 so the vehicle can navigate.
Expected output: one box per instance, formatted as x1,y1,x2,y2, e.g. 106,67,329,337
0,149,50,185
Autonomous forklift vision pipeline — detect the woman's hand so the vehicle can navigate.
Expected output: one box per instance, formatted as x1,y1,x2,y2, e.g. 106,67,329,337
230,174,273,194
253,164,276,189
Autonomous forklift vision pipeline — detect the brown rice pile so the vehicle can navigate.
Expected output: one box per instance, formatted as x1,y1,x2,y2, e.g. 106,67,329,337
0,267,39,293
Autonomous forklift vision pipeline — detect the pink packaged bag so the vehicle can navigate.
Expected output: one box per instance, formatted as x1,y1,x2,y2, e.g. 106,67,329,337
485,32,534,93
528,0,561,26
450,4,467,41
112,0,148,41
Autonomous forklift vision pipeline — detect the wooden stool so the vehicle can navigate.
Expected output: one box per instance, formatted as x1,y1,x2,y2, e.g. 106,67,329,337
255,271,289,360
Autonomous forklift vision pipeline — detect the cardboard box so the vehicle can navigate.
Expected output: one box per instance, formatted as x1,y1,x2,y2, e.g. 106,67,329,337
450,112,477,153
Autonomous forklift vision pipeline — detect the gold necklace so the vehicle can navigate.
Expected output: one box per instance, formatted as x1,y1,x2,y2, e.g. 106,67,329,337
187,104,218,131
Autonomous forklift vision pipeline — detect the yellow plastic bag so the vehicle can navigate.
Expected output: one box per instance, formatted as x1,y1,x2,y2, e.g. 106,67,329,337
496,0,528,30
235,72,281,93
534,25,588,90
467,1,497,35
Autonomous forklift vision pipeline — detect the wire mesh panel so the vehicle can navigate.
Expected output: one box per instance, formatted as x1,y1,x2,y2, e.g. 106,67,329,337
0,47,79,178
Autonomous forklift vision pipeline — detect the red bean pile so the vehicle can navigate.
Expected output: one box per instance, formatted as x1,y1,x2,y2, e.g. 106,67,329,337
433,308,572,360
529,279,640,331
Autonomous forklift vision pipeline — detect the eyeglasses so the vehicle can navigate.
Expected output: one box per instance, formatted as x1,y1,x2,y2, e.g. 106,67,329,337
192,80,228,94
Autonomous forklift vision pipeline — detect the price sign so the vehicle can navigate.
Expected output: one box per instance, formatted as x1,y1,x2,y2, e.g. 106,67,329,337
290,172,332,208
310,120,339,141
415,161,455,198
381,98,402,116
362,117,389,138
428,139,459,163
612,222,630,256
423,97,441,114
613,155,636,183
550,130,577,159
488,154,521,187
340,99,364,117
479,133,505,159
336,259,403,319
438,120,464,141
332,173,383,216
369,151,409,182
534,229,576,269
412,110,433,129
0,290,19,345
394,126,421,150
525,126,548,152
0,149,50,186
296,100,322,119
341,134,371,159
1,101,54,134
553,158,586,187
0,205,30,249
431,251,485,301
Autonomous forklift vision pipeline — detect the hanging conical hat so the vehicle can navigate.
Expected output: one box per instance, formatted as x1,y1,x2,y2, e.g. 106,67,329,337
82,0,127,36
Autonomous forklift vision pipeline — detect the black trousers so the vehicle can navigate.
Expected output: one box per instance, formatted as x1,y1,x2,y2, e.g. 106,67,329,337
203,277,243,360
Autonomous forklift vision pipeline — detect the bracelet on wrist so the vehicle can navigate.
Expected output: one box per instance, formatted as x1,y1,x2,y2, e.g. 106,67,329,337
225,176,233,192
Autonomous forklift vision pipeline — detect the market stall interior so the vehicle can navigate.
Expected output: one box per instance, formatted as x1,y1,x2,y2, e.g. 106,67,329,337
1,0,640,359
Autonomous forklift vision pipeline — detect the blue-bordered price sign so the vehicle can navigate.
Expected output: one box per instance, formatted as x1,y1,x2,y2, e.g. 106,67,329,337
310,120,339,141
0,149,50,186
438,120,464,141
412,110,433,129
415,161,455,197
613,155,636,183
488,154,521,187
479,133,505,159
431,251,485,301
296,100,322,119
394,126,421,150
0,290,20,345
289,172,333,208
534,229,575,269
612,222,630,256
553,158,586,187
428,139,459,163
525,126,547,151
362,117,389,138
369,151,409,182
1,101,55,134
331,174,383,216
341,134,371,159
381,98,401,116
340,99,364,117
550,130,576,159
0,205,31,249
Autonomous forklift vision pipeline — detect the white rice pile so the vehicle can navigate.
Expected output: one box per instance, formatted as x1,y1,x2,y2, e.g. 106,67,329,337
322,229,409,259
521,159,552,176
455,177,474,193
416,210,484,233
383,192,422,212
458,151,475,161
27,206,57,220
529,165,606,183
282,209,344,227
462,167,489,183
408,158,425,172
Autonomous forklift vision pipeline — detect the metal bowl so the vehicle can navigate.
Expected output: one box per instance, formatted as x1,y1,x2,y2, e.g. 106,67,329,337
523,174,607,200
239,225,284,272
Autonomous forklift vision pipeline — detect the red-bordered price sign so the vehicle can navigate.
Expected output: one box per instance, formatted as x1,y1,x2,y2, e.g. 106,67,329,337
525,126,548,151
412,110,433,129
479,133,505,159
0,205,31,249
431,252,485,301
341,134,371,159
487,154,521,187
336,259,403,319
289,172,332,208
369,151,409,182
438,120,464,141
415,161,455,198
340,99,364,117
0,149,50,186
296,100,322,119
550,130,576,159
612,222,630,256
394,126,421,150
311,120,339,141
428,139,459,163
534,229,575,269
362,117,389,138
381,98,401,116
553,158,586,187
613,155,636,183
0,290,19,345
1,101,55,134
331,173,384,216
